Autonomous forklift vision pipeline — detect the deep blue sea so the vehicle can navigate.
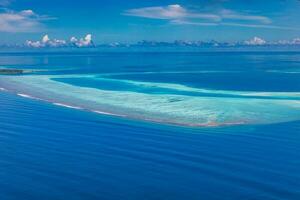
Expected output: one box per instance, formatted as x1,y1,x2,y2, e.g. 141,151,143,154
0,50,300,199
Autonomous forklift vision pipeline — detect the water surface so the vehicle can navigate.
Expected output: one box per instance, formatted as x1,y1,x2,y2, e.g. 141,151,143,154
0,51,300,199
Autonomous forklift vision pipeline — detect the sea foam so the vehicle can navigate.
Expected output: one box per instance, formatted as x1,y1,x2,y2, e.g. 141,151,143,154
52,103,83,110
17,93,42,100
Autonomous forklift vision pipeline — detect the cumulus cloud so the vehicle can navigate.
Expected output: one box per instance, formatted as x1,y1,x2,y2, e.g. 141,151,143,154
20,9,35,16
41,34,50,43
276,38,300,45
26,34,94,48
292,38,300,45
124,4,277,29
243,37,300,46
26,35,67,47
244,37,266,45
69,34,94,47
0,9,52,32
70,36,78,43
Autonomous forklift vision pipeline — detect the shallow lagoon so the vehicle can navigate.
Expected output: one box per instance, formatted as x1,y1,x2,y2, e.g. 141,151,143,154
1,73,300,126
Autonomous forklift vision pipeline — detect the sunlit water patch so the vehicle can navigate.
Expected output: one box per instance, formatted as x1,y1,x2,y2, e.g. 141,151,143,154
1,74,299,127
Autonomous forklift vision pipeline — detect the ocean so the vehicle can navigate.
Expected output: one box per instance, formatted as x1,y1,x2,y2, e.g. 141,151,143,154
0,50,300,199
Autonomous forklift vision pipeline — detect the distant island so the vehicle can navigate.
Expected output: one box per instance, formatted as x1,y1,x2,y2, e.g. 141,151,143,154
0,69,24,75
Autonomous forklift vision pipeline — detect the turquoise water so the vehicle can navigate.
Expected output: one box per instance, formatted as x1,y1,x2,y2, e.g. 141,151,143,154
1,73,299,126
0,51,300,199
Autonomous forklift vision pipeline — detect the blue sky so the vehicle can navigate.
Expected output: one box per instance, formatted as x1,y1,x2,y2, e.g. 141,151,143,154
0,0,300,44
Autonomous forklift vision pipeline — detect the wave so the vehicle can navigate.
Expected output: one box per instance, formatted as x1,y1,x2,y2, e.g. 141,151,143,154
52,102,83,110
17,93,42,101
92,110,126,117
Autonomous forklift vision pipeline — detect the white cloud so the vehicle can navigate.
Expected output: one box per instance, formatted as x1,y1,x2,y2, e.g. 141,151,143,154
124,4,277,29
171,19,218,26
26,34,94,48
124,4,186,19
124,4,220,21
50,39,67,47
276,38,300,45
70,36,78,43
42,34,50,43
171,20,298,31
70,34,94,47
219,9,271,24
244,37,266,45
220,22,300,30
20,9,35,17
26,34,66,48
0,9,52,32
25,40,42,48
291,38,300,45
